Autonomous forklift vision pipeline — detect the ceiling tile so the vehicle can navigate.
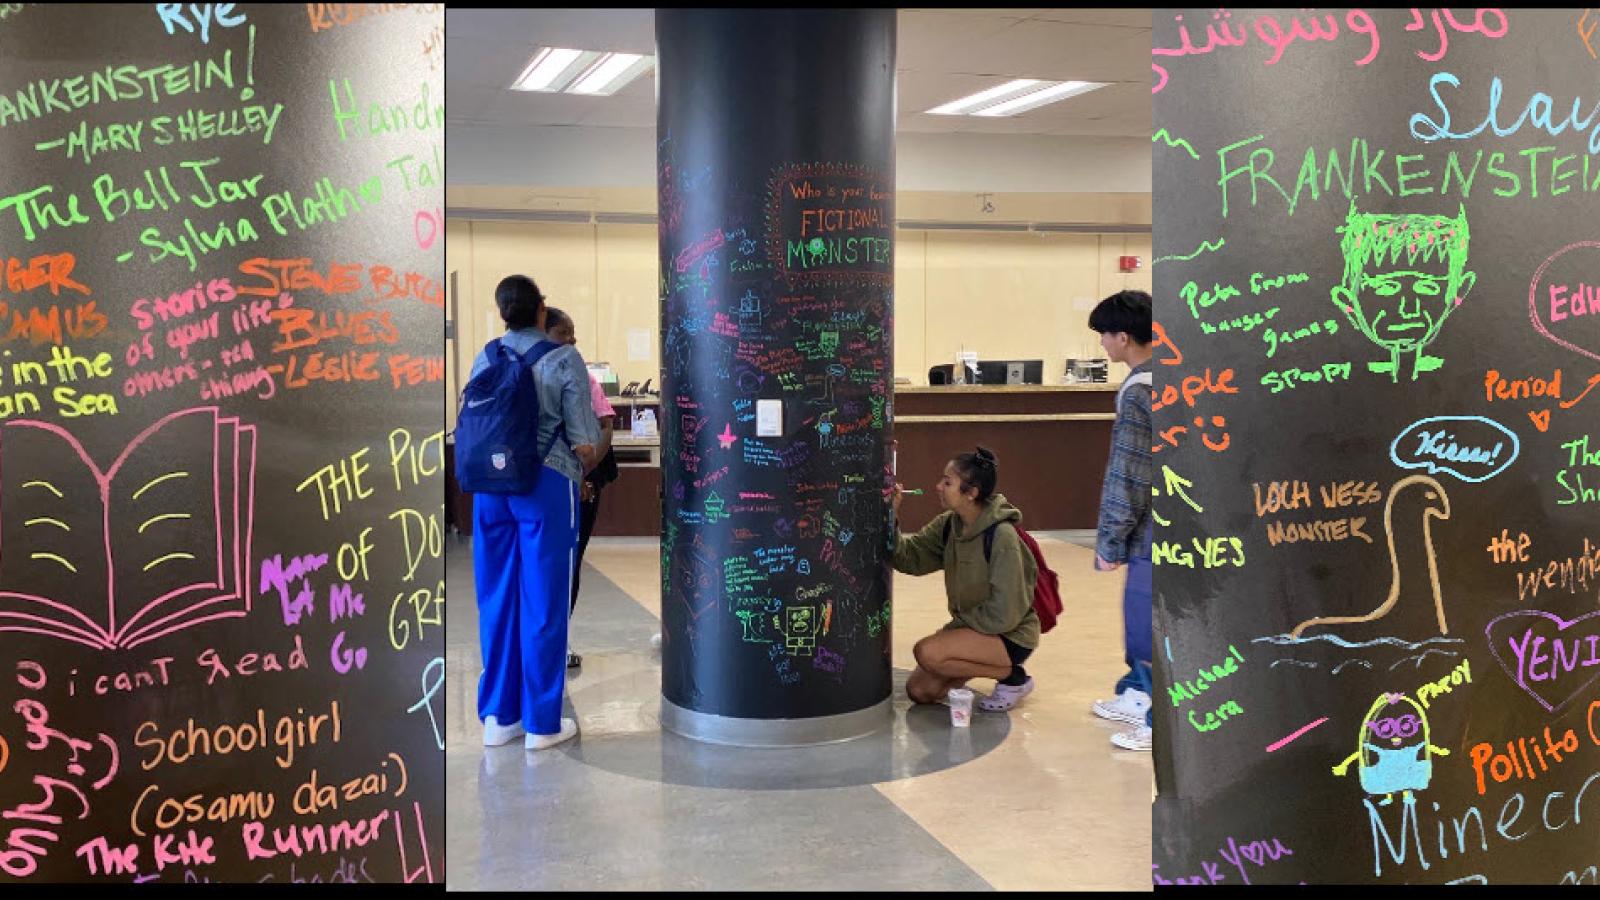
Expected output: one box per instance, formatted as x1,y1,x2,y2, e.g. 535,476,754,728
577,94,657,128
481,88,594,128
446,38,536,89
959,19,1149,82
896,10,1031,71
447,8,654,52
1029,9,1151,29
444,85,507,123
902,8,1047,17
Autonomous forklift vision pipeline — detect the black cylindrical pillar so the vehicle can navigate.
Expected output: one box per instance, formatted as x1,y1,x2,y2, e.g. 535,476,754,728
656,9,896,745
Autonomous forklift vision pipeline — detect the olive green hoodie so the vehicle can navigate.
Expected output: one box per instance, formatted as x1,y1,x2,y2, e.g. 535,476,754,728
890,493,1040,650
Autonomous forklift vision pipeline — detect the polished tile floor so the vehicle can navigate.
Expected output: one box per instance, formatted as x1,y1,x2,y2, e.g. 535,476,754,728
445,532,1152,891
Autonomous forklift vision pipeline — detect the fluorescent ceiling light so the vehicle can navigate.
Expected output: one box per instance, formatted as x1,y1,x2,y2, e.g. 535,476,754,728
568,52,653,96
511,47,594,91
972,80,1107,116
925,79,1041,115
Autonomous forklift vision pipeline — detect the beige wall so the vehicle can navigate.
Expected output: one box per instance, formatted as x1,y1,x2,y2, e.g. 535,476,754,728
445,220,652,432
445,218,1151,429
901,229,1152,384
452,128,1153,194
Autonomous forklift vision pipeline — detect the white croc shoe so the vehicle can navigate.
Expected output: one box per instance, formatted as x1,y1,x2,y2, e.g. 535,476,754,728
978,676,1035,712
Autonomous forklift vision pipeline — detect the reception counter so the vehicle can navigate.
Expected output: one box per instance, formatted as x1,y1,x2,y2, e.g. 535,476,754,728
448,384,1122,537
593,433,663,536
894,383,1118,415
892,385,1117,531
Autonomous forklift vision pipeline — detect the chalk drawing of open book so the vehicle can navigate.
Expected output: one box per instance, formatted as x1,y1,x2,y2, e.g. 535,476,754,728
0,406,256,649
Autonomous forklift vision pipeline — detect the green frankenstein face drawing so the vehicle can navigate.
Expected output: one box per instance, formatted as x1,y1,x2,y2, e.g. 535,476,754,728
1331,203,1476,382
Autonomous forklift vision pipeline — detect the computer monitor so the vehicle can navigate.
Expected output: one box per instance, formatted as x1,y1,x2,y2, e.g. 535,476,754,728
976,359,1044,385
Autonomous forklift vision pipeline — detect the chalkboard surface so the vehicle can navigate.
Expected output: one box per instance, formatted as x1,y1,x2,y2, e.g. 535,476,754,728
660,157,896,715
656,10,897,720
1152,8,1600,885
0,4,444,883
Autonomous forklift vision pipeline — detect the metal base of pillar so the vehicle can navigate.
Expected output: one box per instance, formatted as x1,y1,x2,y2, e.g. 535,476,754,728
659,696,893,748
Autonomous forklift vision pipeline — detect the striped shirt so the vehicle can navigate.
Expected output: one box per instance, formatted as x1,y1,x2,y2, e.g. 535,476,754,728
1096,360,1153,564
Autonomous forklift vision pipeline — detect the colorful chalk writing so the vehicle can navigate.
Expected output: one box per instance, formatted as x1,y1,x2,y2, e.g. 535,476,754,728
766,163,893,286
1484,609,1600,713
0,5,442,883
1389,416,1519,483
658,111,893,720
1154,8,1596,886
1153,836,1296,886
1155,9,1508,90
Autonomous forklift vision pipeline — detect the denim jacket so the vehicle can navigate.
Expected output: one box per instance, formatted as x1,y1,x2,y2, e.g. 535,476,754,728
469,327,600,485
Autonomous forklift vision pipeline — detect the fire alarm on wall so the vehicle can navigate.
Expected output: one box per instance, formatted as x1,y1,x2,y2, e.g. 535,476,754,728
1119,255,1142,272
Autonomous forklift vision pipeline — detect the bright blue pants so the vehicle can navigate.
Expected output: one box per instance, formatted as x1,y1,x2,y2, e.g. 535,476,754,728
1112,554,1154,727
473,468,579,737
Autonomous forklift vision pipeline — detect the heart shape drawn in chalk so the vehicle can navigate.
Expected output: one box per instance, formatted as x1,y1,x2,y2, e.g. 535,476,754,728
355,648,368,669
358,176,384,205
1240,841,1266,868
1485,609,1600,713
1528,409,1551,432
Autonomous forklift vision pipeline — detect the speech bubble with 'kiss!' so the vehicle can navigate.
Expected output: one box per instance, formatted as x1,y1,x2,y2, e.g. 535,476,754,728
1389,415,1519,483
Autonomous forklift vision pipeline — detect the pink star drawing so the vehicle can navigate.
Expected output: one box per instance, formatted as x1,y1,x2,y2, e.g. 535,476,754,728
718,423,736,449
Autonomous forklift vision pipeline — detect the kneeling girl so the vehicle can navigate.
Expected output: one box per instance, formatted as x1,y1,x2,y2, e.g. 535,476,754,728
891,447,1039,712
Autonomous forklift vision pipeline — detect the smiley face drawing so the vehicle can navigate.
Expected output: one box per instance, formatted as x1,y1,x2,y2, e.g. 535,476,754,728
1331,693,1451,806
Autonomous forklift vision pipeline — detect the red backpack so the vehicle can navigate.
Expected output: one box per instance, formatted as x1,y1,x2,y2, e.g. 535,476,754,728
943,518,1064,633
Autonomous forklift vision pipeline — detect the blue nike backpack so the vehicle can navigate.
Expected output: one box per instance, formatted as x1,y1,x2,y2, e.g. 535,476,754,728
456,338,565,494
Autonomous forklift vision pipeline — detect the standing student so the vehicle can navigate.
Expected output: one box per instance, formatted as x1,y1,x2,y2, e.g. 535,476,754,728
469,276,599,751
890,447,1040,712
543,307,618,669
1087,290,1155,751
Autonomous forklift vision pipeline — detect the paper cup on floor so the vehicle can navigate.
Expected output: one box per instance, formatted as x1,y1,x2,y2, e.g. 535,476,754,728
947,688,974,727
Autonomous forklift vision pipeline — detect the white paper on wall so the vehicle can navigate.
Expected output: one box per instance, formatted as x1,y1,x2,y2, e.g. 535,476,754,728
627,328,652,361
756,400,782,437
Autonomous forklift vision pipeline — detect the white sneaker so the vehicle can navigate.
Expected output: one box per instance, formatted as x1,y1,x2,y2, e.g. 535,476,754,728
978,676,1035,711
527,717,578,751
1092,689,1151,725
1111,724,1152,751
483,715,525,747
